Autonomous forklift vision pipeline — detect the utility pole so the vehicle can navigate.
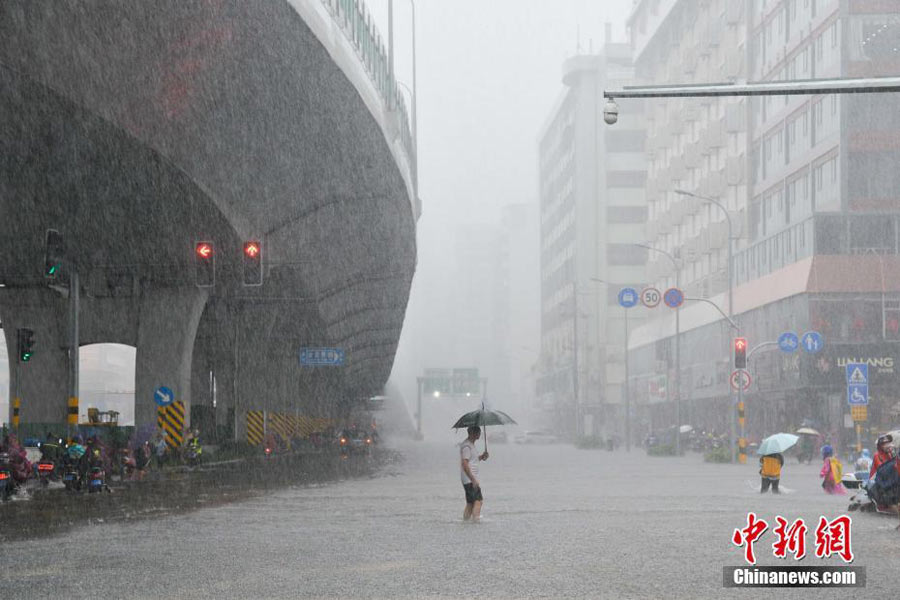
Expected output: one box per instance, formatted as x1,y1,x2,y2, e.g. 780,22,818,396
67,271,80,437
572,286,580,439
624,307,630,452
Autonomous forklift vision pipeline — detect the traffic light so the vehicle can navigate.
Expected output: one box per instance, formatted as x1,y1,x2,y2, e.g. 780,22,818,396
194,241,215,287
734,337,747,369
44,229,64,279
17,328,34,363
242,240,262,286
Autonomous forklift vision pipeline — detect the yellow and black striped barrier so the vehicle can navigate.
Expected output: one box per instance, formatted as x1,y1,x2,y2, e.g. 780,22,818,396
67,397,79,426
157,401,185,450
12,398,20,429
737,401,746,464
247,410,265,446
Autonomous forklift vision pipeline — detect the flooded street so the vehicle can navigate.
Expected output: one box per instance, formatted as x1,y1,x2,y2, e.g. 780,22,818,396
2,441,896,598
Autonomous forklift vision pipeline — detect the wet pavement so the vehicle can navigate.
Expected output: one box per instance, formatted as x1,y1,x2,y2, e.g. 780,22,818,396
1,440,898,599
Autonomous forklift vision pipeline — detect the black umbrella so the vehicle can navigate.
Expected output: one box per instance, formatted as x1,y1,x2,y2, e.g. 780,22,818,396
452,404,517,452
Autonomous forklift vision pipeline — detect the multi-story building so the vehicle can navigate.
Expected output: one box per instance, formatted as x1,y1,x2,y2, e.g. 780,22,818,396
627,0,900,452
537,32,647,439
497,204,541,419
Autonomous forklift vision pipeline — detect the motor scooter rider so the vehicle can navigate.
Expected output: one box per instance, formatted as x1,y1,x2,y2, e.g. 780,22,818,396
65,436,88,478
1,434,31,489
870,435,896,479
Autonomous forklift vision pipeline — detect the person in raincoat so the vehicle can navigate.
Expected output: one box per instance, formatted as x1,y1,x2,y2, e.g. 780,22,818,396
759,452,784,493
820,445,845,494
870,435,895,478
855,448,873,474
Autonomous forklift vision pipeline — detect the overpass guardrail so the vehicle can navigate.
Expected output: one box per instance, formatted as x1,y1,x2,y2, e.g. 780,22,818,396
321,0,416,187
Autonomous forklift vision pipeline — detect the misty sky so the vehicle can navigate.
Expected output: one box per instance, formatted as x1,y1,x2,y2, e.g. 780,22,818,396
383,0,634,408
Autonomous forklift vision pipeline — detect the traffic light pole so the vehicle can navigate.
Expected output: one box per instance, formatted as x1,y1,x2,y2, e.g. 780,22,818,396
415,377,423,441
67,271,79,438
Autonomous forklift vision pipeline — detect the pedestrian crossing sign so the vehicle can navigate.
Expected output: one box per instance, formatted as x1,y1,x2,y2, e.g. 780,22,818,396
845,363,868,385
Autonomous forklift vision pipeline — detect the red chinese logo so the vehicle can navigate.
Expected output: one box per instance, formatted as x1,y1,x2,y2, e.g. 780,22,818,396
732,512,769,565
814,515,854,563
732,513,853,564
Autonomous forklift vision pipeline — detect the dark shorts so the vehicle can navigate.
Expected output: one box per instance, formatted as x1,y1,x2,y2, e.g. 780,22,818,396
463,483,483,504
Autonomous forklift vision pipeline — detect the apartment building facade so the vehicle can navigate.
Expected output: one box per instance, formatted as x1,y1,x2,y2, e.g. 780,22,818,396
627,0,900,451
537,38,647,439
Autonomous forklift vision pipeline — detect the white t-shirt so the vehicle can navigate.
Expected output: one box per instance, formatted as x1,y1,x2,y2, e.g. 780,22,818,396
460,439,480,484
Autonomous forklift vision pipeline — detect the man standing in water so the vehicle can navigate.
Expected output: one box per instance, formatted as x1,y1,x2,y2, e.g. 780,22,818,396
461,426,489,522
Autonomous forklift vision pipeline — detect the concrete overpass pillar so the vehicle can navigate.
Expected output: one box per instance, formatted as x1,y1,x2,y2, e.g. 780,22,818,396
134,287,208,429
0,288,69,427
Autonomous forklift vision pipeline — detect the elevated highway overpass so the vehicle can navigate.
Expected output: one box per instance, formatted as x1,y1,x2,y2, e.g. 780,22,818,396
0,0,418,436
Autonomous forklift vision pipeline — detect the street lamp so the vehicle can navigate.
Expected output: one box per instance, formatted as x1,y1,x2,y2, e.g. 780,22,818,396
388,0,418,160
674,188,739,462
633,244,682,455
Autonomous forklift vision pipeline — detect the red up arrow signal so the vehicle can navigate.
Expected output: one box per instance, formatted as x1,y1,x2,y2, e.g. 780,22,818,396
244,241,260,258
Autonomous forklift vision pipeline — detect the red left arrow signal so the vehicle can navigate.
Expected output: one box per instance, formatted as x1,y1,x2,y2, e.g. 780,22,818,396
195,242,213,259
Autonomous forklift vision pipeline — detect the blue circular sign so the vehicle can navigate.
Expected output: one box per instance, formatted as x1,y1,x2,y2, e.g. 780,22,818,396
801,331,824,354
154,386,175,407
777,332,799,353
663,287,684,308
618,287,639,308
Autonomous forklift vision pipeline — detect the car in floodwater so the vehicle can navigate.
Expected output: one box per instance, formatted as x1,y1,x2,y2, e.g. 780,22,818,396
515,430,558,445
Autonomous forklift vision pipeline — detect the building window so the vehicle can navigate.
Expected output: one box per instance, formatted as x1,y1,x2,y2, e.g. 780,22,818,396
607,206,648,224
607,244,648,266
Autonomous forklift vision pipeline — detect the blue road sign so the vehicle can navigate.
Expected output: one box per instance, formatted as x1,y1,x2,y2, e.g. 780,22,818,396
663,287,684,308
618,287,638,308
777,332,799,353
848,384,868,406
154,386,175,407
299,347,345,366
846,362,868,385
800,331,824,354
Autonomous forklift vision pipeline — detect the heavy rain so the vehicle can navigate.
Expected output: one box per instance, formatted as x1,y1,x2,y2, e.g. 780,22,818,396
2,0,900,598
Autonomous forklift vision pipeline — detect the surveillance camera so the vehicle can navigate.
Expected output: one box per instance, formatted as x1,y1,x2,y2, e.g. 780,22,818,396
603,98,619,125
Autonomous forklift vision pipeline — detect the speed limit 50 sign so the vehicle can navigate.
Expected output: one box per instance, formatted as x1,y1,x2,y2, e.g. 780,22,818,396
640,287,661,308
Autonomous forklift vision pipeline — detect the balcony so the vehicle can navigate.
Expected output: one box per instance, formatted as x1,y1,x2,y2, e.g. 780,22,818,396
726,156,745,185
725,103,746,132
704,120,726,148
684,142,703,169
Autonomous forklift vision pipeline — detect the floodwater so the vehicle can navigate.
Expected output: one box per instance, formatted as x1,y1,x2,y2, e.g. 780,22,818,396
1,440,897,599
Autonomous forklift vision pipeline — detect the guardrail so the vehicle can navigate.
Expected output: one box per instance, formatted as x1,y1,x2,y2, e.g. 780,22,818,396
321,0,416,185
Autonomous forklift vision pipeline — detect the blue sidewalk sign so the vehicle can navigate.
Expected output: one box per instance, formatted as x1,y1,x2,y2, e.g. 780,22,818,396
663,287,684,308
777,332,799,353
848,384,868,406
154,386,175,407
800,331,823,354
618,287,638,308
300,347,345,366
846,362,868,385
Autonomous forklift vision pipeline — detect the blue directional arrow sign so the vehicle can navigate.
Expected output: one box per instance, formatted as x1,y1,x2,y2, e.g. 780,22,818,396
848,384,868,406
800,331,824,354
777,332,799,353
299,347,345,367
618,287,638,308
154,386,175,407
